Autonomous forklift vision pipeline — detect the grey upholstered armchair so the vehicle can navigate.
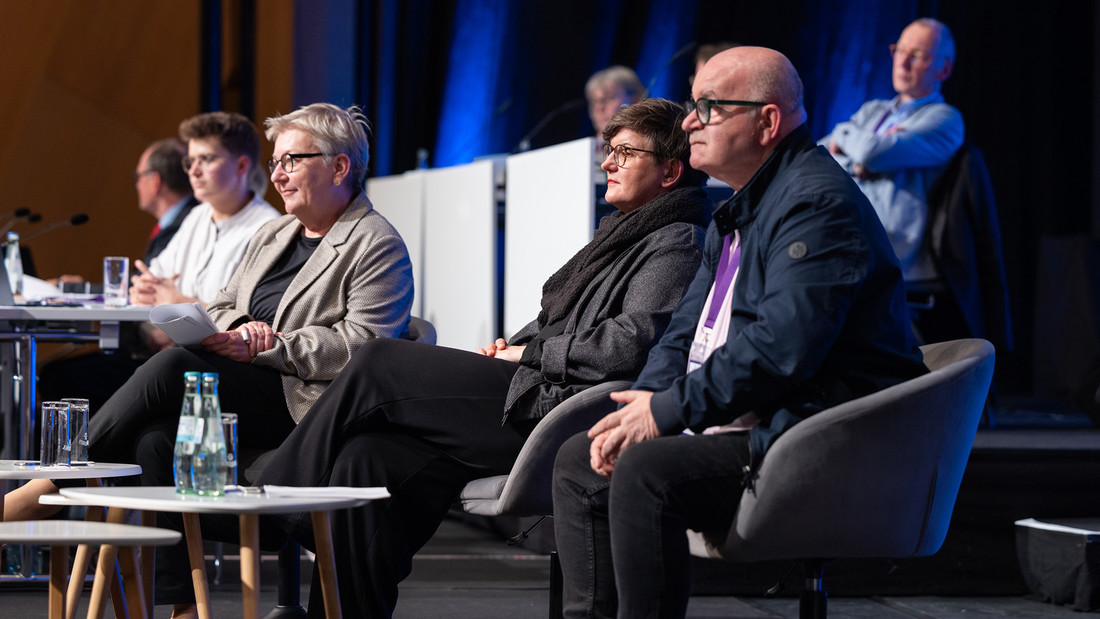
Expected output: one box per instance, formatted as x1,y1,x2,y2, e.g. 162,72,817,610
459,380,632,518
458,379,632,618
687,338,996,618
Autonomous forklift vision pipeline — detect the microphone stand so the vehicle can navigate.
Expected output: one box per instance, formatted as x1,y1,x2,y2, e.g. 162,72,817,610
3,215,89,246
514,99,586,154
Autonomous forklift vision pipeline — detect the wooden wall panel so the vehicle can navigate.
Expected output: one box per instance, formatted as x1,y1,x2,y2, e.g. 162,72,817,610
0,1,200,281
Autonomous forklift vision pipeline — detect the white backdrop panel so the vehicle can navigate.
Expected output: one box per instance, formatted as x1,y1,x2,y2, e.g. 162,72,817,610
369,170,426,318
423,160,499,350
504,137,596,337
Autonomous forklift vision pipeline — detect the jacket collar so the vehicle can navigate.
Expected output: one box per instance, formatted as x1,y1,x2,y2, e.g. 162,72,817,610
712,124,814,236
274,191,372,246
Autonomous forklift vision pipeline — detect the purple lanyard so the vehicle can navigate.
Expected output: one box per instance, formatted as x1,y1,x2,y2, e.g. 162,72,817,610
705,232,740,329
872,107,894,134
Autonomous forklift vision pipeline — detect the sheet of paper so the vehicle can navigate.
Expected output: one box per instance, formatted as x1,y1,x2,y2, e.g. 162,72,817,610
149,301,220,346
262,485,391,500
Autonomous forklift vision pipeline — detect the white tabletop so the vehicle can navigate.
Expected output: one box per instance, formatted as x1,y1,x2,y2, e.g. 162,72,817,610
0,460,141,480
0,304,151,322
0,520,181,546
60,485,380,514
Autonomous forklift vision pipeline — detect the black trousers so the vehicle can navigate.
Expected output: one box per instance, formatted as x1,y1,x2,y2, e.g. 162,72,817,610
78,347,297,604
256,338,528,618
553,432,750,619
39,350,146,415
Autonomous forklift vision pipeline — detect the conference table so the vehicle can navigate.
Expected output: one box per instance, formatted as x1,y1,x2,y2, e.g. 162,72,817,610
0,304,151,461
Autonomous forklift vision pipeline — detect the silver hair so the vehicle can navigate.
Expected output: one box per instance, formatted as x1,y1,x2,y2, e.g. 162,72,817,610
913,17,956,63
264,103,372,192
585,65,645,102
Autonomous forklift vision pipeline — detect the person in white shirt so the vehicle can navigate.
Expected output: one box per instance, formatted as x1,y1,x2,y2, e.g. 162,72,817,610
130,111,279,307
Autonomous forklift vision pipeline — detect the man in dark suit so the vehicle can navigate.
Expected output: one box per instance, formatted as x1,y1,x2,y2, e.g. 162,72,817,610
135,138,199,263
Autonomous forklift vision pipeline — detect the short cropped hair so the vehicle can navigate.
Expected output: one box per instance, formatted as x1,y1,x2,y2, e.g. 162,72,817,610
264,103,372,192
602,98,708,188
179,111,265,194
179,112,261,163
585,65,645,102
145,138,192,196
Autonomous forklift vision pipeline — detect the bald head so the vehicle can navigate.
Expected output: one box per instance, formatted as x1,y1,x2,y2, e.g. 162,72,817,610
892,18,955,102
684,46,808,188
707,46,807,133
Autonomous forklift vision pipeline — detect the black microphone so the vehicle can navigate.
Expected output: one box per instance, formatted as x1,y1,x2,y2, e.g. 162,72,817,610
6,214,90,244
0,209,39,235
0,208,32,222
514,98,586,154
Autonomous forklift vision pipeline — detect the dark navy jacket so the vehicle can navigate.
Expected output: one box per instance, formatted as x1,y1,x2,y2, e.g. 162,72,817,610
635,125,927,465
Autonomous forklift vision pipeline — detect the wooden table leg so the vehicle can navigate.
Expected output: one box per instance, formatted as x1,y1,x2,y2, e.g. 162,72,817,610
311,511,342,619
64,504,105,619
182,512,213,619
117,544,147,619
87,544,120,619
104,507,130,618
49,542,67,619
239,513,260,619
141,510,157,619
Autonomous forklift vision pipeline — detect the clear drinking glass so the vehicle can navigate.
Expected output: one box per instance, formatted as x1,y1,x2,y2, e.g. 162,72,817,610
60,398,90,463
221,413,239,487
39,401,71,467
102,256,130,306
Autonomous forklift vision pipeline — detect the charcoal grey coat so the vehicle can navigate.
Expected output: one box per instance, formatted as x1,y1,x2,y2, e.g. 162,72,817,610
502,218,706,426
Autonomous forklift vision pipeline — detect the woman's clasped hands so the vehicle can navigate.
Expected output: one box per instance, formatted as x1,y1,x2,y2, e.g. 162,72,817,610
201,321,277,361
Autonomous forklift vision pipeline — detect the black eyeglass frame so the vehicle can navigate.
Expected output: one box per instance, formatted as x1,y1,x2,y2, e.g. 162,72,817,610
132,169,157,183
684,98,767,125
267,152,326,174
180,154,223,172
602,143,657,168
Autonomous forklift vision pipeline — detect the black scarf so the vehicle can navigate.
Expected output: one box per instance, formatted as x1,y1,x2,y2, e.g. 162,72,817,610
537,185,711,329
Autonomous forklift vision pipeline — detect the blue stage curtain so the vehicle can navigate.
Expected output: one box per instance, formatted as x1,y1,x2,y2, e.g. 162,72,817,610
433,0,517,167
635,0,697,101
802,0,917,139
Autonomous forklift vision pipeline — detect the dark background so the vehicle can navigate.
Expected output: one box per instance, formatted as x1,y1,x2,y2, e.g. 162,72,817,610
292,0,1094,406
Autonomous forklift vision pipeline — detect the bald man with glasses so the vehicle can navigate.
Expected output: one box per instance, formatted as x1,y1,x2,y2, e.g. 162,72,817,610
553,45,926,618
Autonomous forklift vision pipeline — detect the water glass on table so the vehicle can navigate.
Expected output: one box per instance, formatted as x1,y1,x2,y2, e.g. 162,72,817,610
221,413,239,487
39,401,71,467
102,256,129,306
61,398,91,463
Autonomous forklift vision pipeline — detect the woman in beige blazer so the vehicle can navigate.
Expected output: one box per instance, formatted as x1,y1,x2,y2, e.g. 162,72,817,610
5,104,414,614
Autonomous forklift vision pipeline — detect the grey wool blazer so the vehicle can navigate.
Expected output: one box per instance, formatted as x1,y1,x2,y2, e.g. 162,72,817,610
207,192,414,423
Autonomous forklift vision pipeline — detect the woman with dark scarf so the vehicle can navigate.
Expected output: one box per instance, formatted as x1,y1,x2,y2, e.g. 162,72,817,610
254,98,711,618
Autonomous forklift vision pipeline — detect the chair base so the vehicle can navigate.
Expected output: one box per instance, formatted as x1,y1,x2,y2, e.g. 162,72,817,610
799,560,827,619
264,541,307,618
800,588,827,619
549,551,563,619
